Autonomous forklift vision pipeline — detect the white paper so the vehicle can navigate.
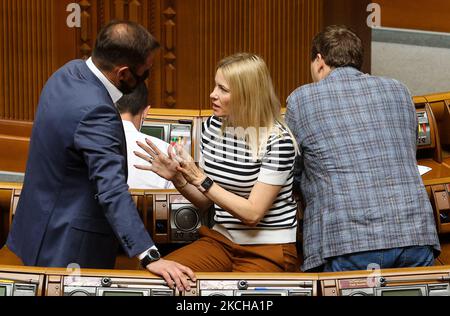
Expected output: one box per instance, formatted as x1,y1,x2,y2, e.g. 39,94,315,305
418,165,432,176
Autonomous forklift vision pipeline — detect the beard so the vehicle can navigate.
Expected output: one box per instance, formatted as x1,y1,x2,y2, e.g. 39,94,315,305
119,69,150,95
118,80,137,95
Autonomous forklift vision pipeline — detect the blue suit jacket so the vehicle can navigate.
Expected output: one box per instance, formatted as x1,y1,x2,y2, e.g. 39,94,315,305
286,67,440,271
7,60,154,268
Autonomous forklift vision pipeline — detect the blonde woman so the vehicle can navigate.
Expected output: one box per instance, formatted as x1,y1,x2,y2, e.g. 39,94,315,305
135,53,299,272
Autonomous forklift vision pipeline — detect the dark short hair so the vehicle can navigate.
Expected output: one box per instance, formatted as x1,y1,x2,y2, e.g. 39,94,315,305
116,82,149,116
311,25,363,70
92,20,160,72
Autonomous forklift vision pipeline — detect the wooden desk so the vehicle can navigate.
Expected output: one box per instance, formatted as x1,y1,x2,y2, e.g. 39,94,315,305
0,183,21,246
444,156,450,169
419,159,450,186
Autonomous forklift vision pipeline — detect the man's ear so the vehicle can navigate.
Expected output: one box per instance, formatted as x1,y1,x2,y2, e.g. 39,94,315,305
316,54,324,68
143,105,151,118
116,66,131,81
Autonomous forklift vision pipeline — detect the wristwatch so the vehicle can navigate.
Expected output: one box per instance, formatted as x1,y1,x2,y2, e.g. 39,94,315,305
140,248,161,268
197,176,214,193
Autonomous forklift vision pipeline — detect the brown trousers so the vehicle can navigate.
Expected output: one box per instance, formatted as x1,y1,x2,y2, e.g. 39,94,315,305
165,226,300,272
0,246,23,266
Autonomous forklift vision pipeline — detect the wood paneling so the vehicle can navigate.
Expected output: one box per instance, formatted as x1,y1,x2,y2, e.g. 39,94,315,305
323,0,372,74
74,0,324,109
0,0,53,121
0,119,32,138
193,0,323,109
0,0,76,122
0,136,29,173
0,119,32,172
0,0,373,119
0,0,371,172
377,0,450,33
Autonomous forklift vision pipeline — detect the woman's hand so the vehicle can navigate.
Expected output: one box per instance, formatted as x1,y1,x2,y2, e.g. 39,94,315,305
134,139,180,181
171,143,207,186
177,160,207,187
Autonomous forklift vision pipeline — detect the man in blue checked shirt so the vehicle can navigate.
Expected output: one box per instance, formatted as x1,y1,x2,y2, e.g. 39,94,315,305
286,25,440,272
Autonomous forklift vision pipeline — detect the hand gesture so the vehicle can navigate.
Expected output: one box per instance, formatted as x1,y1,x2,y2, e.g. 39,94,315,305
172,143,194,163
134,139,180,181
145,258,196,292
177,160,206,187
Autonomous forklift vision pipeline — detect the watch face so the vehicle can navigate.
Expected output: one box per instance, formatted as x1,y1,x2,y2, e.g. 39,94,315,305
149,249,161,260
202,177,214,190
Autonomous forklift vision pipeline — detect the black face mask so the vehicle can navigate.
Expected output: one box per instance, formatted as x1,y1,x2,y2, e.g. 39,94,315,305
118,69,150,95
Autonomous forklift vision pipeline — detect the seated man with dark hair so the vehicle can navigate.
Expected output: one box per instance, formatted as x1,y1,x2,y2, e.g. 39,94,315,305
117,83,174,189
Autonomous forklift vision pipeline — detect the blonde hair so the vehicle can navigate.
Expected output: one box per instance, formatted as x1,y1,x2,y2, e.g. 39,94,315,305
217,53,291,159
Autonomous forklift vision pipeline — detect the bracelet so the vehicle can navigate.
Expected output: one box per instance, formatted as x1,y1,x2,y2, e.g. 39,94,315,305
175,180,189,190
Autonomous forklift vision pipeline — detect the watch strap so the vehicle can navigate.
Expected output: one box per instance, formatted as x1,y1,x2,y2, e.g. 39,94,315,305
140,249,161,268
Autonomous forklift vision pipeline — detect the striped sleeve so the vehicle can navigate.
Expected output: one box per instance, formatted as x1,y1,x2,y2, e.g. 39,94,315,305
258,131,296,186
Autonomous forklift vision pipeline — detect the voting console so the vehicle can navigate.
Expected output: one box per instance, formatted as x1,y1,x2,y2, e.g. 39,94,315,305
320,266,450,296
151,191,213,244
142,109,203,162
183,273,317,297
2,265,450,296
0,265,45,296
415,93,450,235
42,269,318,297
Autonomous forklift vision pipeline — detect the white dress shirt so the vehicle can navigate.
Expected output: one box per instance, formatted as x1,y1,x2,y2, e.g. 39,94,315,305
122,120,174,190
86,57,123,103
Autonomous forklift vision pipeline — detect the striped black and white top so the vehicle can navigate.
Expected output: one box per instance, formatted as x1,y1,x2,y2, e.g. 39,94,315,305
200,116,298,245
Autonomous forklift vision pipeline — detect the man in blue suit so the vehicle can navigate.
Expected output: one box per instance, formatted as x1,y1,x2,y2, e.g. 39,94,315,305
7,20,195,291
286,25,440,272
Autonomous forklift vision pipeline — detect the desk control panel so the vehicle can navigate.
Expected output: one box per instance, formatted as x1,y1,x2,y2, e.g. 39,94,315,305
183,274,318,297
2,266,450,297
0,280,38,296
432,184,450,232
0,270,43,296
44,271,319,297
417,110,432,147
58,275,174,296
152,193,213,244
321,269,450,296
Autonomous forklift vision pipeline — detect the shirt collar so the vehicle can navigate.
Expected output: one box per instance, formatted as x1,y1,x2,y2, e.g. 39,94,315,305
86,57,123,103
122,119,138,132
327,66,363,80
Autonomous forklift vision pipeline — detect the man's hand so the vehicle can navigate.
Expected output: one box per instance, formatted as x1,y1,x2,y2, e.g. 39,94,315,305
146,258,196,292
